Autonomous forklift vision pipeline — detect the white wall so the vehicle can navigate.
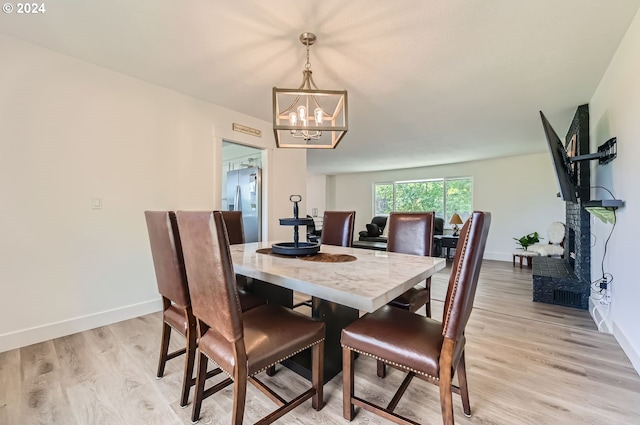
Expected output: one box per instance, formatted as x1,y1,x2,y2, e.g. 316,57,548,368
0,34,306,352
589,7,640,372
327,153,565,261
306,174,327,217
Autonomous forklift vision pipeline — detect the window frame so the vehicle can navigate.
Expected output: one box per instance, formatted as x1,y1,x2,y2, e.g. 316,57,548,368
372,176,473,229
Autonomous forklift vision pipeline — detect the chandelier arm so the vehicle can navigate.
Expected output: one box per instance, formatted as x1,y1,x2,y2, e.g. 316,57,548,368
309,95,325,115
278,94,303,115
307,73,319,90
298,74,308,90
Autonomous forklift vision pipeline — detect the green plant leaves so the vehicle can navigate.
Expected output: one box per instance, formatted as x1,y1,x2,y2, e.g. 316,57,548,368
513,231,542,250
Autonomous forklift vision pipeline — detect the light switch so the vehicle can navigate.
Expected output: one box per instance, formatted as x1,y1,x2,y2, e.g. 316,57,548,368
92,197,102,209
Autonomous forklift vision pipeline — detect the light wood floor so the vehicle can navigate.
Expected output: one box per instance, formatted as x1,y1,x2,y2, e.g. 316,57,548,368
2,260,640,424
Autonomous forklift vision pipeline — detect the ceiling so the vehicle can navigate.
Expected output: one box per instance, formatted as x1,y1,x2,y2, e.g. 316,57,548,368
2,0,639,175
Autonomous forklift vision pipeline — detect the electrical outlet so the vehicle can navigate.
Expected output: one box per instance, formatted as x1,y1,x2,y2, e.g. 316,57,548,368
598,276,611,305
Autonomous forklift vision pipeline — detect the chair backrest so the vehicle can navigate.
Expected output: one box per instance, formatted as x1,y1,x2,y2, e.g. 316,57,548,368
176,211,244,343
548,222,565,245
441,211,491,341
220,210,245,245
144,211,191,308
387,212,434,256
322,211,356,247
371,216,387,231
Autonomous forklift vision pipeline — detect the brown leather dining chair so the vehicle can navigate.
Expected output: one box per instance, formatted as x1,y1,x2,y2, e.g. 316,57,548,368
293,210,355,309
377,211,435,378
220,210,251,290
145,211,196,408
144,211,264,408
220,210,245,245
175,211,326,425
341,211,491,425
321,210,356,247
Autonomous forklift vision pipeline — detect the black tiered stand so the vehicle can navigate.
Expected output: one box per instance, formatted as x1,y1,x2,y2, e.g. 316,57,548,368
271,195,320,256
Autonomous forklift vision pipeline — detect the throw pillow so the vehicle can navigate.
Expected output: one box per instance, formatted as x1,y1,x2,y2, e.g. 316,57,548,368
366,223,381,237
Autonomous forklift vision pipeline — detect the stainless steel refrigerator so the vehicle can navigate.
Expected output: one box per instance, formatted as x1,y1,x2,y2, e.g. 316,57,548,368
226,167,261,242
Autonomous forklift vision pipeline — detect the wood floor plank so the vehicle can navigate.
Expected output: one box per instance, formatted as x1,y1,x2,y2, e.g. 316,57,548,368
0,348,21,424
2,259,639,424
19,340,76,425
83,324,183,425
65,377,126,425
52,332,105,388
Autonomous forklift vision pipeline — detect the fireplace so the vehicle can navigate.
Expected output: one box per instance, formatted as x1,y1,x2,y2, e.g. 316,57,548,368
533,204,591,309
532,105,591,309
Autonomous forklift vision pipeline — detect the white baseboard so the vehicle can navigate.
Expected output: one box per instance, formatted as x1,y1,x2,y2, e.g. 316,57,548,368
0,298,163,353
588,298,640,374
588,296,612,333
484,251,512,262
612,321,640,375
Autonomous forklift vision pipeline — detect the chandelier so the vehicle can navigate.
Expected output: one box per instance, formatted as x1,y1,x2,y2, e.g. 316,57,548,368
272,32,348,149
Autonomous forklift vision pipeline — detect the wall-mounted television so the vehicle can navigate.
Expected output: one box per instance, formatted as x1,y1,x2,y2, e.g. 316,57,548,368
539,111,579,203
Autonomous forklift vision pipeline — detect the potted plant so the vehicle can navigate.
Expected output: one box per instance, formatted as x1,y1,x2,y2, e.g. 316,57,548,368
513,232,542,251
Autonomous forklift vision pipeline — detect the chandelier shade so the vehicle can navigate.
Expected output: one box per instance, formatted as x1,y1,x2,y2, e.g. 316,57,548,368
272,32,348,149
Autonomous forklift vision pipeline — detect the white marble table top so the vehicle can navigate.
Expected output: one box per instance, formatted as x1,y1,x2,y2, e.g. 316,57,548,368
230,241,447,313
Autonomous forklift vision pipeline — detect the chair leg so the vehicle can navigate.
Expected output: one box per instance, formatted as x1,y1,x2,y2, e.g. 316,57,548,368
312,341,324,410
376,360,386,378
156,321,171,378
342,347,355,421
457,352,471,417
425,279,432,318
439,369,454,425
191,351,209,423
180,324,197,407
232,366,248,425
439,339,455,425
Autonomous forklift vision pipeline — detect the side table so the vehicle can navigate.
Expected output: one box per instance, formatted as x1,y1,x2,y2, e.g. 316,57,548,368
434,235,459,259
512,250,540,268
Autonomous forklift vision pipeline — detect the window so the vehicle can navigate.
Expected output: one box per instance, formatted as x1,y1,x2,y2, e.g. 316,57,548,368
374,177,472,226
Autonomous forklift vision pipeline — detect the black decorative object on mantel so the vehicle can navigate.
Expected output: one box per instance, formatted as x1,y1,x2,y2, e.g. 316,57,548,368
272,195,321,256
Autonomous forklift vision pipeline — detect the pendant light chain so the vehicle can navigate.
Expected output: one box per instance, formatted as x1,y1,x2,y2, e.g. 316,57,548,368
305,37,311,71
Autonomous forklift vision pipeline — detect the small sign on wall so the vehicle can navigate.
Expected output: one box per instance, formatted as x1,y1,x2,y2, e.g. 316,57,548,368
232,123,262,138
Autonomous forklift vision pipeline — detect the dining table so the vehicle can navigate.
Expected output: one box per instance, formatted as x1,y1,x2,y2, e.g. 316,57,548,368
230,241,447,382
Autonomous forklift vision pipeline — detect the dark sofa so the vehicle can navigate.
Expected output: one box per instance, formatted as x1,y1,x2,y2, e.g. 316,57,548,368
357,216,388,243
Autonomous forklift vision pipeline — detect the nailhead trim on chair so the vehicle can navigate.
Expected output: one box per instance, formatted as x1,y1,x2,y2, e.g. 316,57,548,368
251,339,325,377
341,344,439,381
202,352,231,378
201,338,325,379
442,216,472,334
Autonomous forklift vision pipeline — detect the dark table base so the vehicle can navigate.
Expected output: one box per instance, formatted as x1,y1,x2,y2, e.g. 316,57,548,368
250,279,359,383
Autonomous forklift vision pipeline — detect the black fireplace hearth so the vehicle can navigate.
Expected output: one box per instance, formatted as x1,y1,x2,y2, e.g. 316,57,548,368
533,257,589,309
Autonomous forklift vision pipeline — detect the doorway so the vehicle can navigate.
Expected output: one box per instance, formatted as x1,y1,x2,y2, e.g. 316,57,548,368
222,141,264,242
